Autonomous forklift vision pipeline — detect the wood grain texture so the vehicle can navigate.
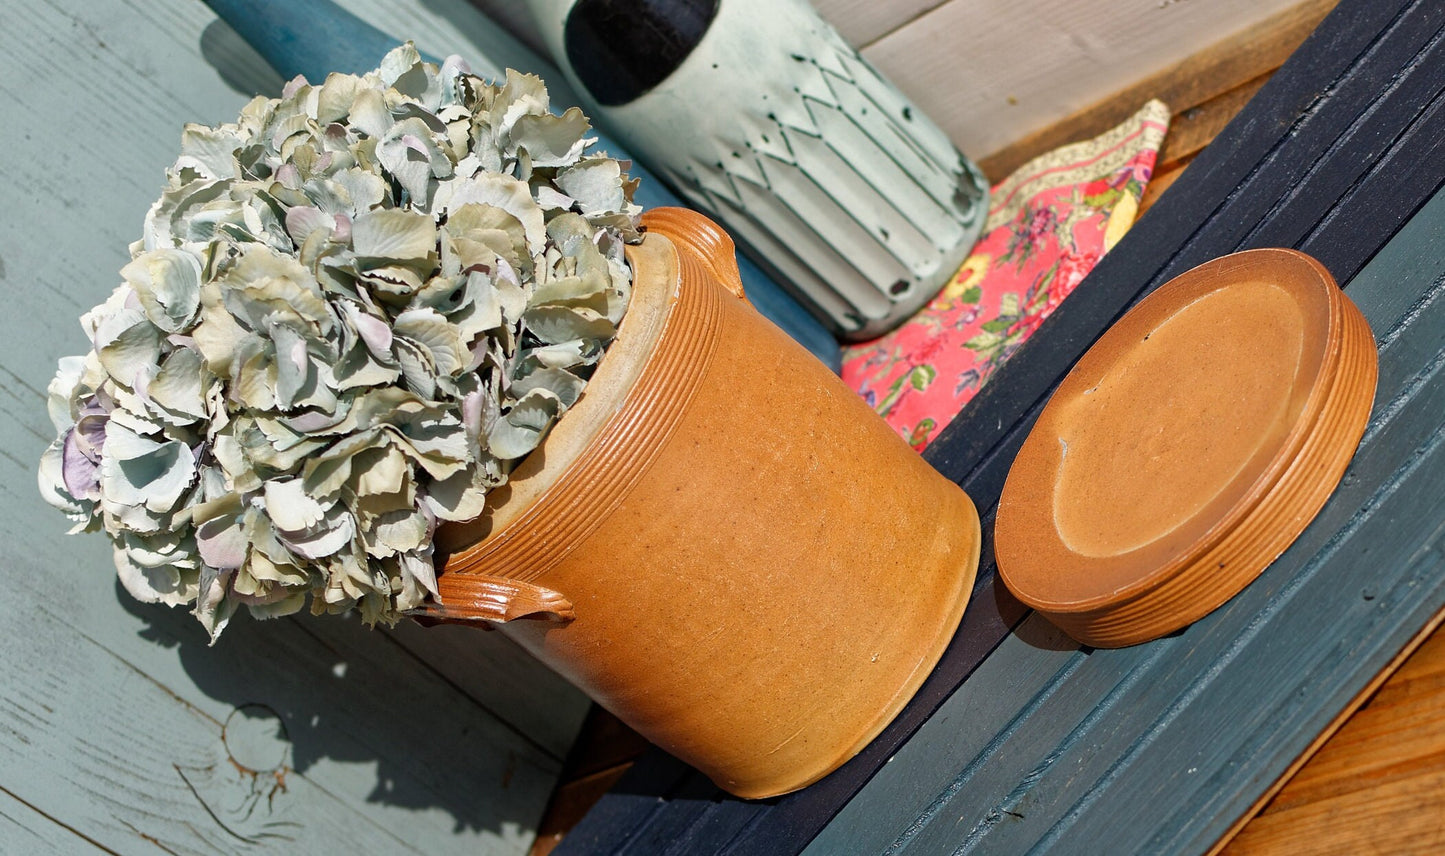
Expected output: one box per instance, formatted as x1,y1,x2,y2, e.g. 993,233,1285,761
1220,616,1445,854
861,0,1307,159
0,0,592,852
979,0,1336,181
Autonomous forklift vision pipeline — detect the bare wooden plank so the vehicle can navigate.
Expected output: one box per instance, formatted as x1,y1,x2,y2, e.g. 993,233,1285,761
1225,769,1445,854
978,0,1336,180
810,0,942,48
864,0,1311,160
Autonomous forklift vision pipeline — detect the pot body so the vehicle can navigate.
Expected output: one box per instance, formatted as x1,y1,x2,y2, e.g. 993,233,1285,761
437,209,980,798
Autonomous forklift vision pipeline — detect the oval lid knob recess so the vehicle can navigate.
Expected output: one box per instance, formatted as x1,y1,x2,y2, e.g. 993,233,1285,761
995,248,1378,648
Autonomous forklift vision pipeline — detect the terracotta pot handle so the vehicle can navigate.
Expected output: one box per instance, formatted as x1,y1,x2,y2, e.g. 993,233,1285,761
642,208,750,303
413,573,576,625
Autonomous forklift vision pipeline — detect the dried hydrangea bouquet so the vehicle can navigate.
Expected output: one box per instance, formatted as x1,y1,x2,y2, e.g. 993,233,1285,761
38,45,641,639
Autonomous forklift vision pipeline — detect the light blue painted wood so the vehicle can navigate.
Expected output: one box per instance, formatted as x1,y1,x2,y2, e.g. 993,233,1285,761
0,1,601,852
0,789,95,854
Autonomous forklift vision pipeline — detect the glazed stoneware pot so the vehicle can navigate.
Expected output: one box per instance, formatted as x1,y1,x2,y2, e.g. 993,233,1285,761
427,208,981,798
995,249,1377,648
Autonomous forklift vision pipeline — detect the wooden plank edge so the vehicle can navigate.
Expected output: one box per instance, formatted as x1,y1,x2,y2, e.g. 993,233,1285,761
1204,599,1445,856
977,0,1339,182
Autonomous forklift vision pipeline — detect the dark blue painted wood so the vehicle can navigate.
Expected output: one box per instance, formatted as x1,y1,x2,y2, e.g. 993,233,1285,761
809,185,1445,854
557,0,1445,851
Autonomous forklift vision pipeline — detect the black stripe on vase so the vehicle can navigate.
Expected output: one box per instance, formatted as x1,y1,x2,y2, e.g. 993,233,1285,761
564,0,721,106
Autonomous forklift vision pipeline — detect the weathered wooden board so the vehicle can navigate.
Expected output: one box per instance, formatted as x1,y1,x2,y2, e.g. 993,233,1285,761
0,0,593,852
860,0,1305,158
1224,626,1445,853
556,0,1445,852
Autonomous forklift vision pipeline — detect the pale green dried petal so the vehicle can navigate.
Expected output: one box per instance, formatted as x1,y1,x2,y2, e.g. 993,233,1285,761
237,417,330,472
330,167,388,214
397,549,440,603
352,209,437,262
262,478,327,532
348,86,393,139
433,174,546,256
230,337,277,411
38,438,92,523
246,588,308,620
95,309,162,389
511,107,592,168
394,308,467,377
511,366,587,408
317,73,365,124
245,550,310,588
176,123,244,180
194,567,237,642
277,501,355,560
115,545,197,607
196,508,247,570
524,305,617,345
447,218,529,275
358,264,425,304
210,433,263,495
555,158,629,215
148,347,208,422
99,422,195,512
47,356,85,432
522,340,592,371
284,205,333,246
301,428,381,498
191,287,249,375
421,462,492,522
487,387,561,459
496,69,550,136
534,185,575,211
361,506,430,557
392,338,436,400
378,117,454,205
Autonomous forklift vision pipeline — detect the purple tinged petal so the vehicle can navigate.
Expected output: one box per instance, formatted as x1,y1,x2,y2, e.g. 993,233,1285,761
75,411,108,460
290,339,308,374
462,389,482,438
61,429,101,500
285,410,338,433
352,310,393,356
196,516,247,570
276,163,302,189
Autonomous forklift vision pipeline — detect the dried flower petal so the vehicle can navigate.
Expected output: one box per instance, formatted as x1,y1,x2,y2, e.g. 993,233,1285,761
39,43,640,637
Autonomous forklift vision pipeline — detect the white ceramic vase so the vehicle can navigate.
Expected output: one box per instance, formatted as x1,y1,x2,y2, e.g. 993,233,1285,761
525,0,990,339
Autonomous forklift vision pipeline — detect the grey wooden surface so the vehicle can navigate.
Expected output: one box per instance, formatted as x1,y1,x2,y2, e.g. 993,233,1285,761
0,1,593,852
806,141,1445,856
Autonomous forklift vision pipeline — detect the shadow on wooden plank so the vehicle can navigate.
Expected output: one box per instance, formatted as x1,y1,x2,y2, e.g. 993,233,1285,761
113,579,571,835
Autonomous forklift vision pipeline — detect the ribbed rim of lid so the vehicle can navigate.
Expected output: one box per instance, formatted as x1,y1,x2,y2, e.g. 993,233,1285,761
995,249,1377,645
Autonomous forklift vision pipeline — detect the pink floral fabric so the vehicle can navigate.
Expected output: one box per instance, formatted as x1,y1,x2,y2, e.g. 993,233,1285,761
843,101,1170,450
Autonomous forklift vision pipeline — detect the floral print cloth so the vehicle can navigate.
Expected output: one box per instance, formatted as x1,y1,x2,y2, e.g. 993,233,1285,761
842,100,1170,451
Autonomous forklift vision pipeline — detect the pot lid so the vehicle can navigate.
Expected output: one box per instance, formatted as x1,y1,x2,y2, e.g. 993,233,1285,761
995,248,1377,647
